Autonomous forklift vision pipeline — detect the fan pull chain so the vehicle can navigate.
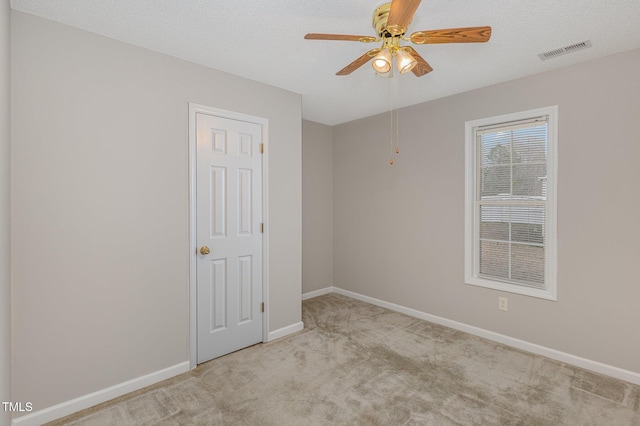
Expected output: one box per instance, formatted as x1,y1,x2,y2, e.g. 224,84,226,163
389,73,394,165
395,75,400,155
389,74,400,165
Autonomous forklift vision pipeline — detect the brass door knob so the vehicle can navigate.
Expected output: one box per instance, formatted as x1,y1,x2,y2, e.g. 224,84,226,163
200,246,211,255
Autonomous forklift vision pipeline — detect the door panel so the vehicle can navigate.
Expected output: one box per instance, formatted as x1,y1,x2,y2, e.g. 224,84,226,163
196,113,263,363
209,166,226,238
209,258,227,331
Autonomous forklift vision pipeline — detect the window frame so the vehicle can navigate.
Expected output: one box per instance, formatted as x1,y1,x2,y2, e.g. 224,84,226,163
464,106,558,301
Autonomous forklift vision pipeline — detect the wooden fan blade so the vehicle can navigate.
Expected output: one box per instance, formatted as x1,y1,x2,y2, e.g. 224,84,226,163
403,47,433,77
336,49,380,75
410,26,492,44
305,33,377,43
386,0,422,35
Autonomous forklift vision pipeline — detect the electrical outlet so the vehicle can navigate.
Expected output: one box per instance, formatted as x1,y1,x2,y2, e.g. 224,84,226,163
499,297,508,311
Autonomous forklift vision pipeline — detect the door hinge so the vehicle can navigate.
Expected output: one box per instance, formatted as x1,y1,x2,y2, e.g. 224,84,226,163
261,302,265,313
260,143,264,154
260,223,264,233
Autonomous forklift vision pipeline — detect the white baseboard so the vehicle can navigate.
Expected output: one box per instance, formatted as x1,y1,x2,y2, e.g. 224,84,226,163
302,286,334,300
332,287,640,386
12,361,190,426
267,321,304,342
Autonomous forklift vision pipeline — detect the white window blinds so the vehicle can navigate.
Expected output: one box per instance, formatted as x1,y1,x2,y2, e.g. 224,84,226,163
476,117,548,288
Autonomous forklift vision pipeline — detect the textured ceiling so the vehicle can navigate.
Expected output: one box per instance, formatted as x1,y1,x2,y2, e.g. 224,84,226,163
10,0,640,125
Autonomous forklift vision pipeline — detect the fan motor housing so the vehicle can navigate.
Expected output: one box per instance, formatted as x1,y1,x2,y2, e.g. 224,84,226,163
373,3,409,37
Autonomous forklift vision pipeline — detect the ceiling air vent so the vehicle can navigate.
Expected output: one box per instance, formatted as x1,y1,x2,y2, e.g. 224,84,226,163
538,40,592,61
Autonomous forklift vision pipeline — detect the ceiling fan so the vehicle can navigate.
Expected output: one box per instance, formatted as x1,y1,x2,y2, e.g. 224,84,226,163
305,0,492,77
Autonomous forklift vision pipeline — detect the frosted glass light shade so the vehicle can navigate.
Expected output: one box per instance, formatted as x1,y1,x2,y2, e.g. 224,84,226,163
396,49,417,74
372,48,392,74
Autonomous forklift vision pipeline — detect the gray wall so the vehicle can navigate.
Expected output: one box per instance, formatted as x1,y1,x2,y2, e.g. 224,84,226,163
302,120,333,294
1,1,11,425
11,11,301,411
333,48,640,374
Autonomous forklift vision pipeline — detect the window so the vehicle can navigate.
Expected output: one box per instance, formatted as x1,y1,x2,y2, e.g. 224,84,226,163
465,106,558,300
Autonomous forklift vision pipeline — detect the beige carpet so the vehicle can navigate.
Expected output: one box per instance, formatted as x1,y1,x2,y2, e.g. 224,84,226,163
48,293,640,425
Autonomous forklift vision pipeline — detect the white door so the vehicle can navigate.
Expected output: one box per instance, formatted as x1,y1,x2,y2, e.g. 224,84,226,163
196,112,263,363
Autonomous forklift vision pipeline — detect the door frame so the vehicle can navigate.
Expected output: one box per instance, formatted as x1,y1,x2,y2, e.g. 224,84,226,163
188,103,269,369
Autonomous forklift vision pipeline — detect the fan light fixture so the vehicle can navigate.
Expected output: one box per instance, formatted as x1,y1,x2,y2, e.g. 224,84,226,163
396,49,417,74
372,48,392,73
371,41,417,76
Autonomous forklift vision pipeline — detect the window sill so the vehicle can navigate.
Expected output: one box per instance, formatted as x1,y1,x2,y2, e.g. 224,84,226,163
465,276,557,301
